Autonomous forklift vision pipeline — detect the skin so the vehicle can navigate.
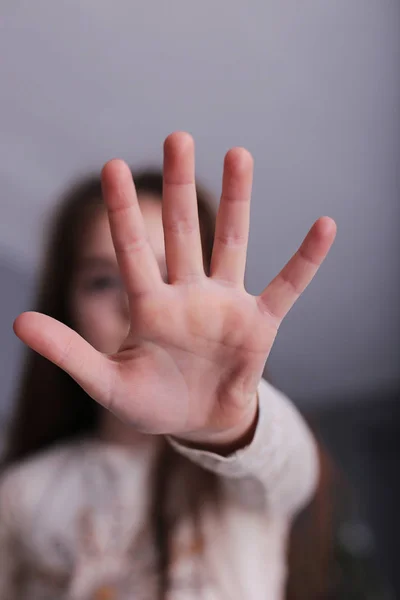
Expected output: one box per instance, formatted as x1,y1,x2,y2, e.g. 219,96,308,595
13,132,337,454
69,197,169,449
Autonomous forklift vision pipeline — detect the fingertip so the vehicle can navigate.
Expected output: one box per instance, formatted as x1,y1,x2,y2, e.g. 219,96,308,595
316,216,337,240
13,311,41,344
13,311,29,338
224,147,254,174
101,159,131,184
163,132,195,183
164,131,194,154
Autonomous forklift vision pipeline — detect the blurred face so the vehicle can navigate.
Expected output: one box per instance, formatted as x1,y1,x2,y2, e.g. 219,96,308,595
69,194,166,354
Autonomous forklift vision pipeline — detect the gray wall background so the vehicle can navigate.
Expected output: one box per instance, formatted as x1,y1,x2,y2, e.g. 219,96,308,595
1,0,399,421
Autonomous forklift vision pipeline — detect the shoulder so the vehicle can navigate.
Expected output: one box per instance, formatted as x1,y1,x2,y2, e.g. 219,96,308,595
0,439,86,524
1,438,85,488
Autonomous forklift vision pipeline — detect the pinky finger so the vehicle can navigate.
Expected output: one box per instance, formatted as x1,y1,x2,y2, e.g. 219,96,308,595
258,217,337,322
13,312,114,408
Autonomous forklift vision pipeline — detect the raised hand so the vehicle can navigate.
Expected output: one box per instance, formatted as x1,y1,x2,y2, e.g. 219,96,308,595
14,132,336,448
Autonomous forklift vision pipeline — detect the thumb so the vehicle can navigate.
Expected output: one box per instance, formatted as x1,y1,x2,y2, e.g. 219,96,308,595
14,312,114,408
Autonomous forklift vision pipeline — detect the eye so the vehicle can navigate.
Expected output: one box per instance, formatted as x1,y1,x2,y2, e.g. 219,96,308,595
85,275,122,292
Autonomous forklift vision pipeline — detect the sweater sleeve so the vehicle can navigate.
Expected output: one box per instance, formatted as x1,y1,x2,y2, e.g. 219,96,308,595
167,378,319,518
0,472,21,599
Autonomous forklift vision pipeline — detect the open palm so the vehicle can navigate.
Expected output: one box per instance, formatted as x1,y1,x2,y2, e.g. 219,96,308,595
14,132,336,445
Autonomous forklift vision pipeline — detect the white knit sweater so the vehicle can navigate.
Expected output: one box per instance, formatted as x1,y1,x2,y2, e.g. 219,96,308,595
0,379,318,599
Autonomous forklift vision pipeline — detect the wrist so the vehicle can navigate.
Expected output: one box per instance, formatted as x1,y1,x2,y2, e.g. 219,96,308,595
172,391,259,456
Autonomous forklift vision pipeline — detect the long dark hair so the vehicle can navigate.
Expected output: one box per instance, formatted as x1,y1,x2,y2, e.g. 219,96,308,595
1,170,336,598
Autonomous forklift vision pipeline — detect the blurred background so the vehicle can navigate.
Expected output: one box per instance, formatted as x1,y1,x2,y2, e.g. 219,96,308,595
1,0,399,595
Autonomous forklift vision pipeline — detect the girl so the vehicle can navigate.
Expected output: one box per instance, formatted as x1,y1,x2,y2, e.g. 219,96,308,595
0,132,337,599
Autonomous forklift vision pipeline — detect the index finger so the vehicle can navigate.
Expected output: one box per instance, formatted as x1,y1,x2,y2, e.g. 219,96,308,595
101,159,163,297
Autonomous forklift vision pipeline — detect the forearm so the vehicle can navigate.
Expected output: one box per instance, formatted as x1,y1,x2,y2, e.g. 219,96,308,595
168,378,319,517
